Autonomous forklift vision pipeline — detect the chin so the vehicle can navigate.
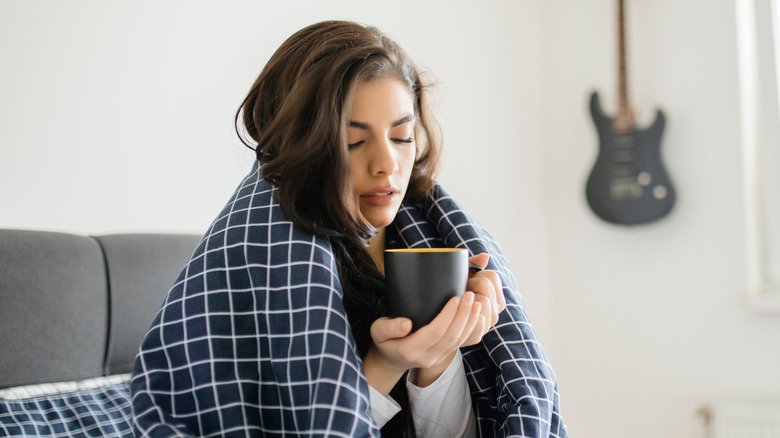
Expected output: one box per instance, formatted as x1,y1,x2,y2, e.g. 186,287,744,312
367,216,394,229
364,211,397,230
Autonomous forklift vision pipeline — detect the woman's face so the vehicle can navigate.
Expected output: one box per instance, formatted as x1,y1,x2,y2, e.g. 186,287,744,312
347,77,416,231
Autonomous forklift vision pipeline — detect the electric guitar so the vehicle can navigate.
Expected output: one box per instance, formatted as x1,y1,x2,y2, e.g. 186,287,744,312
586,0,675,225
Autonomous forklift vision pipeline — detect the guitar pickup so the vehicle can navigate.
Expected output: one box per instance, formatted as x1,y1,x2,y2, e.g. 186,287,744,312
611,149,638,163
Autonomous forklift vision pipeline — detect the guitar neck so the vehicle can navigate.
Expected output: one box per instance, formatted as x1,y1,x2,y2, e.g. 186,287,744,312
615,0,634,132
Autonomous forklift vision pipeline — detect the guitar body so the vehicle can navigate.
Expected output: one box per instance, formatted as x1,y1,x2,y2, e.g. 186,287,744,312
586,91,675,225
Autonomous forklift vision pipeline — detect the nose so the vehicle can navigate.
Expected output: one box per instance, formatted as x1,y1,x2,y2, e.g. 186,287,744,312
369,138,399,176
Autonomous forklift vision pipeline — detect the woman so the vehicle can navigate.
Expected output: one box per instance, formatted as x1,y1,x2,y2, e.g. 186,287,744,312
131,20,567,437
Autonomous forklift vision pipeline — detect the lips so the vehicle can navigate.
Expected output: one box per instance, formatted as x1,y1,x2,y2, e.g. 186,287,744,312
361,186,400,206
361,185,399,196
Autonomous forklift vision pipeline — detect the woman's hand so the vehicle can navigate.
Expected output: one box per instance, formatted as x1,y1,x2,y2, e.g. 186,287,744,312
412,253,506,386
462,253,506,346
365,291,482,393
363,252,505,393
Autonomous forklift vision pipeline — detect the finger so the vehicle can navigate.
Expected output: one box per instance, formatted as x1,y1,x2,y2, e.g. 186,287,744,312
463,313,488,347
424,292,476,357
407,295,461,350
469,276,498,324
370,317,412,343
468,252,490,270
483,270,506,314
479,314,489,337
473,294,494,327
457,301,482,346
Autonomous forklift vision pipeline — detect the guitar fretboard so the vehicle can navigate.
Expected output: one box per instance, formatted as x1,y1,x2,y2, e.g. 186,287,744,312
615,0,634,132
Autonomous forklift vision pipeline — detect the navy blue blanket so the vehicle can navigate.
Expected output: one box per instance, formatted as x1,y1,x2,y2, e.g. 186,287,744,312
130,160,567,437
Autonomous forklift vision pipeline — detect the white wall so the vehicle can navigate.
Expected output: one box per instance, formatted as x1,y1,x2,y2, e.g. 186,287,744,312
541,0,780,437
0,1,555,369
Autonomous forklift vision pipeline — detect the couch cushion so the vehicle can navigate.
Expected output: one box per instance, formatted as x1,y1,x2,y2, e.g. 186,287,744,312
93,233,200,375
0,229,107,389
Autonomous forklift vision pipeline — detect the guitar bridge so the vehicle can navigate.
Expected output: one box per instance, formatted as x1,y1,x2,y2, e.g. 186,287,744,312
609,177,643,200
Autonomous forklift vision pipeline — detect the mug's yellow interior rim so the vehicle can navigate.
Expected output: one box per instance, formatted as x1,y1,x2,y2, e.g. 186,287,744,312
385,248,465,253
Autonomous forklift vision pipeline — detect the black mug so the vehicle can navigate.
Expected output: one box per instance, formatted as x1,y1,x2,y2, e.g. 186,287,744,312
384,248,469,331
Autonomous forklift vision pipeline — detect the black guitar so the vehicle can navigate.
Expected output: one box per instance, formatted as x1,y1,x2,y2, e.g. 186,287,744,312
586,0,675,225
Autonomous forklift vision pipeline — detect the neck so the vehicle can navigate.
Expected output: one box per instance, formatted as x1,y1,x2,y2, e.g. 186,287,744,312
615,0,634,132
366,227,386,274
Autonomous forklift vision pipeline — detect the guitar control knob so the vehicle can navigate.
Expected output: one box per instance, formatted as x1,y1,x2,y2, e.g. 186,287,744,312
653,185,668,200
637,171,652,186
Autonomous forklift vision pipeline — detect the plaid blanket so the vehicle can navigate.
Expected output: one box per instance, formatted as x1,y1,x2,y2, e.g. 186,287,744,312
130,160,567,437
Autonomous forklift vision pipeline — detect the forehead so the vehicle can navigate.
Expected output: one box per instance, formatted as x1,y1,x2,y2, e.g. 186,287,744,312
349,77,415,121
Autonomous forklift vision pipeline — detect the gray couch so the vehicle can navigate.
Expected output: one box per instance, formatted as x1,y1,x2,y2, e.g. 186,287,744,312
0,228,200,390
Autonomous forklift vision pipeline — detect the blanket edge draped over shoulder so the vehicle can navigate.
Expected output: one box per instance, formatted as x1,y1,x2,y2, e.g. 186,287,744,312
130,160,567,437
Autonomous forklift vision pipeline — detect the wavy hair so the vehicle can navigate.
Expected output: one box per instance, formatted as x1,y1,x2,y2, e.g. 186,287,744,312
235,20,442,246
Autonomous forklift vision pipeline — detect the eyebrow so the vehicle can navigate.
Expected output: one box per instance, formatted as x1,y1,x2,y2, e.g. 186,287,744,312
348,114,416,130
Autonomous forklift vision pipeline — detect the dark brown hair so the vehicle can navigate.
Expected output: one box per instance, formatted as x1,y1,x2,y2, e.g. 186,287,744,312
234,20,444,436
235,20,442,246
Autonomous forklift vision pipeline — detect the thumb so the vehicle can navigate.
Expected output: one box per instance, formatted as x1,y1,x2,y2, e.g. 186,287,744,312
469,252,490,270
370,317,413,343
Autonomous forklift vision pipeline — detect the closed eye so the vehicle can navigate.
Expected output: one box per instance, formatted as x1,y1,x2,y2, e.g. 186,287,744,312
347,137,414,149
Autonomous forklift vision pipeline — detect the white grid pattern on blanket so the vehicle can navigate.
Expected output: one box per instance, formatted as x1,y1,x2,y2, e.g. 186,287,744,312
129,160,567,437
394,193,566,437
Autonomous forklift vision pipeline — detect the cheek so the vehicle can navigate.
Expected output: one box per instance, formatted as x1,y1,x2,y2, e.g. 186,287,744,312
400,147,416,176
346,153,361,188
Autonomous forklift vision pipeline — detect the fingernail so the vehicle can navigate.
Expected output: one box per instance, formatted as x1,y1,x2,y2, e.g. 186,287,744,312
464,291,474,304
